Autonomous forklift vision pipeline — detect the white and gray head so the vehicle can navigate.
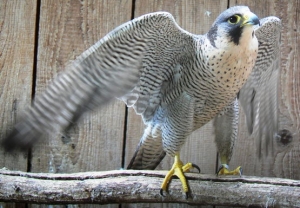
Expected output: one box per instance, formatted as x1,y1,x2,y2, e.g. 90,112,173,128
207,6,260,47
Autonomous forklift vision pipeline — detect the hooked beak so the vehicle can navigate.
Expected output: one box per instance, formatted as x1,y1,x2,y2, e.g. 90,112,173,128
241,13,260,26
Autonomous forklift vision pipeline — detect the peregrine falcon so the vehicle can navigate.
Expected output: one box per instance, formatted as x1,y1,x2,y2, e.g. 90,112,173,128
2,6,281,197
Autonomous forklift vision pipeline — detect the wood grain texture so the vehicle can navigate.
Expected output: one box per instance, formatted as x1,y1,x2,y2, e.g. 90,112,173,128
0,1,37,208
0,0,37,170
29,1,131,207
229,0,300,180
275,0,300,180
1,169,299,207
31,0,131,174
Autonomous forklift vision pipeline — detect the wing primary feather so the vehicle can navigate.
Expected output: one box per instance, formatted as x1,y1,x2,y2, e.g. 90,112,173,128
2,12,197,152
239,16,281,157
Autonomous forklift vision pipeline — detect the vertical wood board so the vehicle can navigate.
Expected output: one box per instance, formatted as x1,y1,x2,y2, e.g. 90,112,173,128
31,0,131,174
0,0,37,170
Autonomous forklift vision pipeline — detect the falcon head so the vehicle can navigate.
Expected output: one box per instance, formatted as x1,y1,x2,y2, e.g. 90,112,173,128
207,6,260,47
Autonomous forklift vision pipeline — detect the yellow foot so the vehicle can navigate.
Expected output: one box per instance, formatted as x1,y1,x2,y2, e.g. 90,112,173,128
160,153,200,199
217,164,242,176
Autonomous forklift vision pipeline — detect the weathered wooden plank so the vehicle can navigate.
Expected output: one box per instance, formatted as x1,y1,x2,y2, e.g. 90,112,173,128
0,1,37,207
274,0,300,180
29,0,131,207
0,0,37,171
31,0,131,207
229,0,300,180
31,0,131,172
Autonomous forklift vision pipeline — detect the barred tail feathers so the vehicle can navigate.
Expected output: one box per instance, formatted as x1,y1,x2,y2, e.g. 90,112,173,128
127,124,166,170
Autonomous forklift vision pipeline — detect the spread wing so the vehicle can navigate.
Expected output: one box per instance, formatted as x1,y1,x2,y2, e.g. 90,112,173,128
238,16,282,156
2,12,197,150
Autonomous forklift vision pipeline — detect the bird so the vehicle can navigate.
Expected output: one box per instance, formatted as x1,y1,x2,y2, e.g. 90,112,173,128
1,6,281,197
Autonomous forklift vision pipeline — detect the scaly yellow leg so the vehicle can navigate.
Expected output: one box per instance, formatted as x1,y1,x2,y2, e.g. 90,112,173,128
160,153,200,198
217,156,242,176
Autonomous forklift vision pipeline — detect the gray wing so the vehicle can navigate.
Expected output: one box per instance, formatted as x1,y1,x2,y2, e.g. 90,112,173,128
2,12,197,150
238,16,282,156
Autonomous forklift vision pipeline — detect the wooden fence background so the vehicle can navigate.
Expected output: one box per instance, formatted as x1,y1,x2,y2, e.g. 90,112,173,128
0,0,299,207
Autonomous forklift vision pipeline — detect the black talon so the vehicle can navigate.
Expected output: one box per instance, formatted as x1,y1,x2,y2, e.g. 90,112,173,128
216,166,221,175
185,192,189,199
239,167,243,176
160,189,166,197
216,164,224,175
192,163,201,173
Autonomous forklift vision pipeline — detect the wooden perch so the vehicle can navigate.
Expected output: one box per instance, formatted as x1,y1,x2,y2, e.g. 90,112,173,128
0,169,299,207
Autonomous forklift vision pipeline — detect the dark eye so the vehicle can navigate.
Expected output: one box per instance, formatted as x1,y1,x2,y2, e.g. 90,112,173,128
228,15,241,24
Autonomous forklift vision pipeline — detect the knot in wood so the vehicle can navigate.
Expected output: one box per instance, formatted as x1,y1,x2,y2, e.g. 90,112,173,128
276,129,293,145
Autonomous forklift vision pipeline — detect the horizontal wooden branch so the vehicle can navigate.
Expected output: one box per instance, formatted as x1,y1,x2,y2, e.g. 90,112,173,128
0,168,299,207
